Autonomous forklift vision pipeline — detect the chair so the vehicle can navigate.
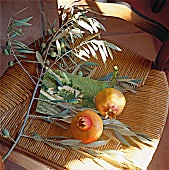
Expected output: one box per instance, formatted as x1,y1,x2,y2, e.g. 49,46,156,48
0,1,169,169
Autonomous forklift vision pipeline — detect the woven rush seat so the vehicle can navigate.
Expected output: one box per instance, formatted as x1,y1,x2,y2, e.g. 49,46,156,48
0,1,169,170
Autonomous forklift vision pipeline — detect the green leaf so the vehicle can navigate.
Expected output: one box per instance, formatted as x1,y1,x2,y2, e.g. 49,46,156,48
91,42,98,51
13,40,29,49
47,136,67,139
73,147,95,159
92,18,106,31
56,102,75,109
84,139,110,148
44,141,66,150
41,11,51,29
88,18,98,33
16,49,35,53
113,127,136,136
35,51,45,67
17,54,27,58
87,44,97,59
136,135,155,146
106,45,114,60
11,25,23,36
84,148,100,157
135,132,152,140
97,72,113,81
82,62,98,66
50,109,69,118
101,44,108,57
10,28,22,38
79,50,90,58
51,19,56,29
74,52,87,61
98,45,106,63
56,40,61,56
102,150,125,156
31,133,45,141
103,119,129,128
47,69,63,86
70,28,84,34
77,20,93,33
117,79,139,86
121,83,137,93
13,19,32,26
16,16,32,23
69,31,74,44
59,139,81,145
2,129,10,137
114,130,130,146
82,47,90,54
105,41,121,51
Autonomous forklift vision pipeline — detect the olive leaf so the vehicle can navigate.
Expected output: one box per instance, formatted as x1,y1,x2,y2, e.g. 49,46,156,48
87,44,97,58
50,109,69,118
82,62,98,66
16,49,35,54
88,18,98,33
10,28,22,38
79,50,90,58
2,129,10,137
84,139,111,148
72,147,95,159
35,51,45,67
98,45,106,63
47,69,63,86
51,19,57,29
120,83,137,93
96,72,113,81
41,11,52,30
82,46,90,54
114,130,130,146
44,141,66,150
106,45,114,60
13,18,32,26
104,41,121,51
69,31,74,44
13,40,29,49
83,148,100,157
13,16,33,26
17,54,27,58
92,18,106,31
117,78,141,86
77,20,93,33
58,139,82,145
11,25,23,36
136,135,155,147
56,40,61,56
113,127,136,136
73,52,87,61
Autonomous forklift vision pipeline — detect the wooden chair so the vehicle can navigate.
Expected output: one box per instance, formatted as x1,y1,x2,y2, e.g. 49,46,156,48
0,1,168,169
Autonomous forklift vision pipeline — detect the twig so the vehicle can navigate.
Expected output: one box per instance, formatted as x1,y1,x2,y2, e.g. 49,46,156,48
10,47,36,84
2,73,41,161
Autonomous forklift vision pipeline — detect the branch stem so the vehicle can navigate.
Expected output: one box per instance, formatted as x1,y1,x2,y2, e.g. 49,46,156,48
2,76,41,162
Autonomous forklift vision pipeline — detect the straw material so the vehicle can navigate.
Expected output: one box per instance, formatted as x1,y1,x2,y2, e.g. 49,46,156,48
0,39,169,170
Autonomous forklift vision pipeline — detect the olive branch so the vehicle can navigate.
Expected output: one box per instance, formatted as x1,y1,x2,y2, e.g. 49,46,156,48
1,3,155,170
1,3,121,162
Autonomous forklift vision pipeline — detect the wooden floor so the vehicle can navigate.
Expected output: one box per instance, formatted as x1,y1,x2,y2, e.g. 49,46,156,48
1,0,169,169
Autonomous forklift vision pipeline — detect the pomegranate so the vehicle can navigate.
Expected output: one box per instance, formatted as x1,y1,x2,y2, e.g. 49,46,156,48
95,88,126,119
70,110,103,144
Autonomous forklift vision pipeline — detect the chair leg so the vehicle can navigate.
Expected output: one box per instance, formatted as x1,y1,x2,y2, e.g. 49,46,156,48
152,0,166,13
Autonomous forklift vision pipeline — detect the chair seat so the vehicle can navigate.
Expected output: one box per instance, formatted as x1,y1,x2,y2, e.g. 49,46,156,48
0,39,168,169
